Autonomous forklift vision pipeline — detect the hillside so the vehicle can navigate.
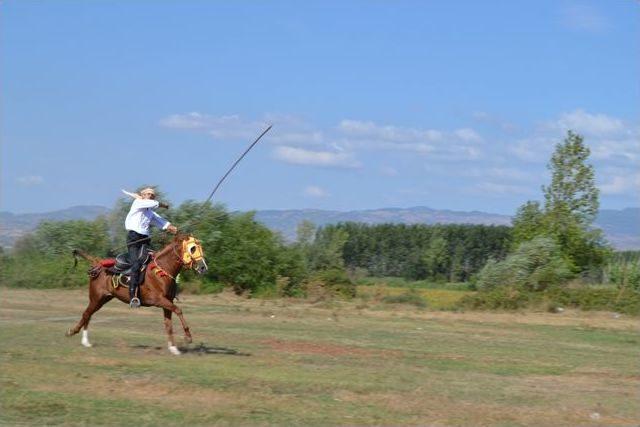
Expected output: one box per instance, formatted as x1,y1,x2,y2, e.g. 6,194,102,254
0,206,110,248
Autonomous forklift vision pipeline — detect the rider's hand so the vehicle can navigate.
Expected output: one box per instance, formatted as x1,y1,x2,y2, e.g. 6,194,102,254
167,225,178,234
159,202,170,209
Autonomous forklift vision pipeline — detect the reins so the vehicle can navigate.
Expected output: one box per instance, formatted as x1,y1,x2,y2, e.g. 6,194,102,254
149,242,184,281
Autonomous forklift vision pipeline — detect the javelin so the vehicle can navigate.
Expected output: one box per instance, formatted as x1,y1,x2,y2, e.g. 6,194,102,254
179,124,272,231
203,124,272,204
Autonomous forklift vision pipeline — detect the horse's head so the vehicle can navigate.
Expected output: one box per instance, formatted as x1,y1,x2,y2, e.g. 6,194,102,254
176,234,208,274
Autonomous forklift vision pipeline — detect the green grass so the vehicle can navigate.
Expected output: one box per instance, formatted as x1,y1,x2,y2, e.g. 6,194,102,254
1,287,638,426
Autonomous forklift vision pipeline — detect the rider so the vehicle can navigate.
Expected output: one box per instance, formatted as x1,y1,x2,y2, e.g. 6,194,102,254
124,187,177,308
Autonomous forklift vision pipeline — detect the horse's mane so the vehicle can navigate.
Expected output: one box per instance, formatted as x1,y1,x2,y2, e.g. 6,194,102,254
154,234,190,258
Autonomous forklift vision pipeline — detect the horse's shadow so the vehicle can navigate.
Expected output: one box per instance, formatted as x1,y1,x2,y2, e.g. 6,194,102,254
132,342,251,356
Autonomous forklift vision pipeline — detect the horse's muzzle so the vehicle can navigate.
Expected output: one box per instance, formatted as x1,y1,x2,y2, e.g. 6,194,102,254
195,258,208,274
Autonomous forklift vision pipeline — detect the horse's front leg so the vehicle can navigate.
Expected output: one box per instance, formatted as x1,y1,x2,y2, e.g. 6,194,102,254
153,297,192,347
162,308,181,355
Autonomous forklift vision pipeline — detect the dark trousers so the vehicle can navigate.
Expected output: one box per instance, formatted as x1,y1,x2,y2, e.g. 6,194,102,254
126,230,151,301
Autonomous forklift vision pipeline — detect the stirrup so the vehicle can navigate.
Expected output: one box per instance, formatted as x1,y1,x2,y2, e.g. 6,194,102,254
130,297,141,308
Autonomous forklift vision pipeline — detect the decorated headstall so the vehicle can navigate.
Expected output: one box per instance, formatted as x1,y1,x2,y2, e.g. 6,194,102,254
180,236,205,267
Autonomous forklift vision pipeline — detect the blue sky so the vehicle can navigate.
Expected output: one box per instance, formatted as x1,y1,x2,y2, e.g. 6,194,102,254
1,0,638,214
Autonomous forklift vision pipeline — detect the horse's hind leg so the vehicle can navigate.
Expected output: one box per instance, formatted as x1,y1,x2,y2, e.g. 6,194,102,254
80,295,113,347
163,308,181,355
66,294,112,348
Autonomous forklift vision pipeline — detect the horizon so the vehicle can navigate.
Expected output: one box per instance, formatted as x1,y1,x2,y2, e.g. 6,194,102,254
1,203,638,217
2,1,638,215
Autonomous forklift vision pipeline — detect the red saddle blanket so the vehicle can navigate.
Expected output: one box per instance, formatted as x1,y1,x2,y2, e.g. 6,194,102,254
99,259,116,268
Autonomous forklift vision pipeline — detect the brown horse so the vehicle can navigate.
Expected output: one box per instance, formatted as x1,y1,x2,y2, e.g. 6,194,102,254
66,234,208,355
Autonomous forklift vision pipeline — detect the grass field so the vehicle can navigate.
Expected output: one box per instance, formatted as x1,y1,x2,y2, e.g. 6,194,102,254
1,287,639,426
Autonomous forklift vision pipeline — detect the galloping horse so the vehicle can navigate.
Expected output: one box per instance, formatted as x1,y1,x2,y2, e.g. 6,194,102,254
66,234,208,355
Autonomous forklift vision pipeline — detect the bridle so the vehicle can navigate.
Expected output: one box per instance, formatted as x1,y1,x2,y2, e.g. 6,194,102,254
151,236,207,280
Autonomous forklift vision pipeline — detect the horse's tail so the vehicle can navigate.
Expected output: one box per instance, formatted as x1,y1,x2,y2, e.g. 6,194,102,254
72,249,101,267
73,250,105,279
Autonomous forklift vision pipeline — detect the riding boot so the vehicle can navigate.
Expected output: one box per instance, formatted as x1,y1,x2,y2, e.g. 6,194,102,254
129,282,140,308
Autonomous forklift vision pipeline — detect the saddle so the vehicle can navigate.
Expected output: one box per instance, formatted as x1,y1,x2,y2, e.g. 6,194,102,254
107,250,153,276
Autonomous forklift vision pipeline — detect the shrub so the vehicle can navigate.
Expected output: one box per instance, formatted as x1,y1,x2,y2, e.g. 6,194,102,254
458,286,537,310
544,287,640,315
306,268,356,300
0,255,87,289
381,289,427,308
476,236,574,292
458,285,640,314
604,253,640,292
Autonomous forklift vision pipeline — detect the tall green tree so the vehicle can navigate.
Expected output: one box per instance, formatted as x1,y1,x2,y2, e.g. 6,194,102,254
512,131,609,274
543,131,608,271
543,131,599,225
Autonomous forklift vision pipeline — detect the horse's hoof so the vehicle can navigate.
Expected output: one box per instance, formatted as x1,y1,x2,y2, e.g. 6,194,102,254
168,345,181,356
185,336,193,344
81,341,93,348
65,329,73,337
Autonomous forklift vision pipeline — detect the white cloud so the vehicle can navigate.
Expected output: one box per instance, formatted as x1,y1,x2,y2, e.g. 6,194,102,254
507,110,639,203
454,128,483,142
590,138,639,164
159,112,209,129
338,119,443,142
549,109,639,170
16,175,44,186
272,146,361,168
267,131,324,145
161,113,486,163
512,109,639,165
599,170,640,195
160,112,264,141
378,141,435,154
550,109,625,136
337,119,484,160
159,112,323,146
304,186,329,198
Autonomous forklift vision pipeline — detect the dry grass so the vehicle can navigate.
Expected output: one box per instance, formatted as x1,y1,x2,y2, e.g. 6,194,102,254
1,287,639,426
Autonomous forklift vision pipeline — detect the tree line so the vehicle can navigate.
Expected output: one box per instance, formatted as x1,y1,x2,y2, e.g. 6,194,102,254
0,198,512,294
318,222,512,282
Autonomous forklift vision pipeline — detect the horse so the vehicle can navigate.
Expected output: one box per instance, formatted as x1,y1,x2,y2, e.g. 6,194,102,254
66,234,208,355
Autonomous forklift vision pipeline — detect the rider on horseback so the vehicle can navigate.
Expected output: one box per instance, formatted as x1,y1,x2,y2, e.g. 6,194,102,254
124,187,177,308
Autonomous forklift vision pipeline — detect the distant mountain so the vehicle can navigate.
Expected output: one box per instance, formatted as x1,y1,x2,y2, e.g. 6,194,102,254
595,208,640,251
0,206,110,248
253,207,512,240
1,205,638,250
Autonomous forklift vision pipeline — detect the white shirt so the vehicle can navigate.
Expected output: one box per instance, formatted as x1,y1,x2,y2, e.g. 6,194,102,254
124,199,170,236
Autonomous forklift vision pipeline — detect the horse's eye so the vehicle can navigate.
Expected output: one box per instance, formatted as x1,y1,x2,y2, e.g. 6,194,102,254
190,245,197,254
